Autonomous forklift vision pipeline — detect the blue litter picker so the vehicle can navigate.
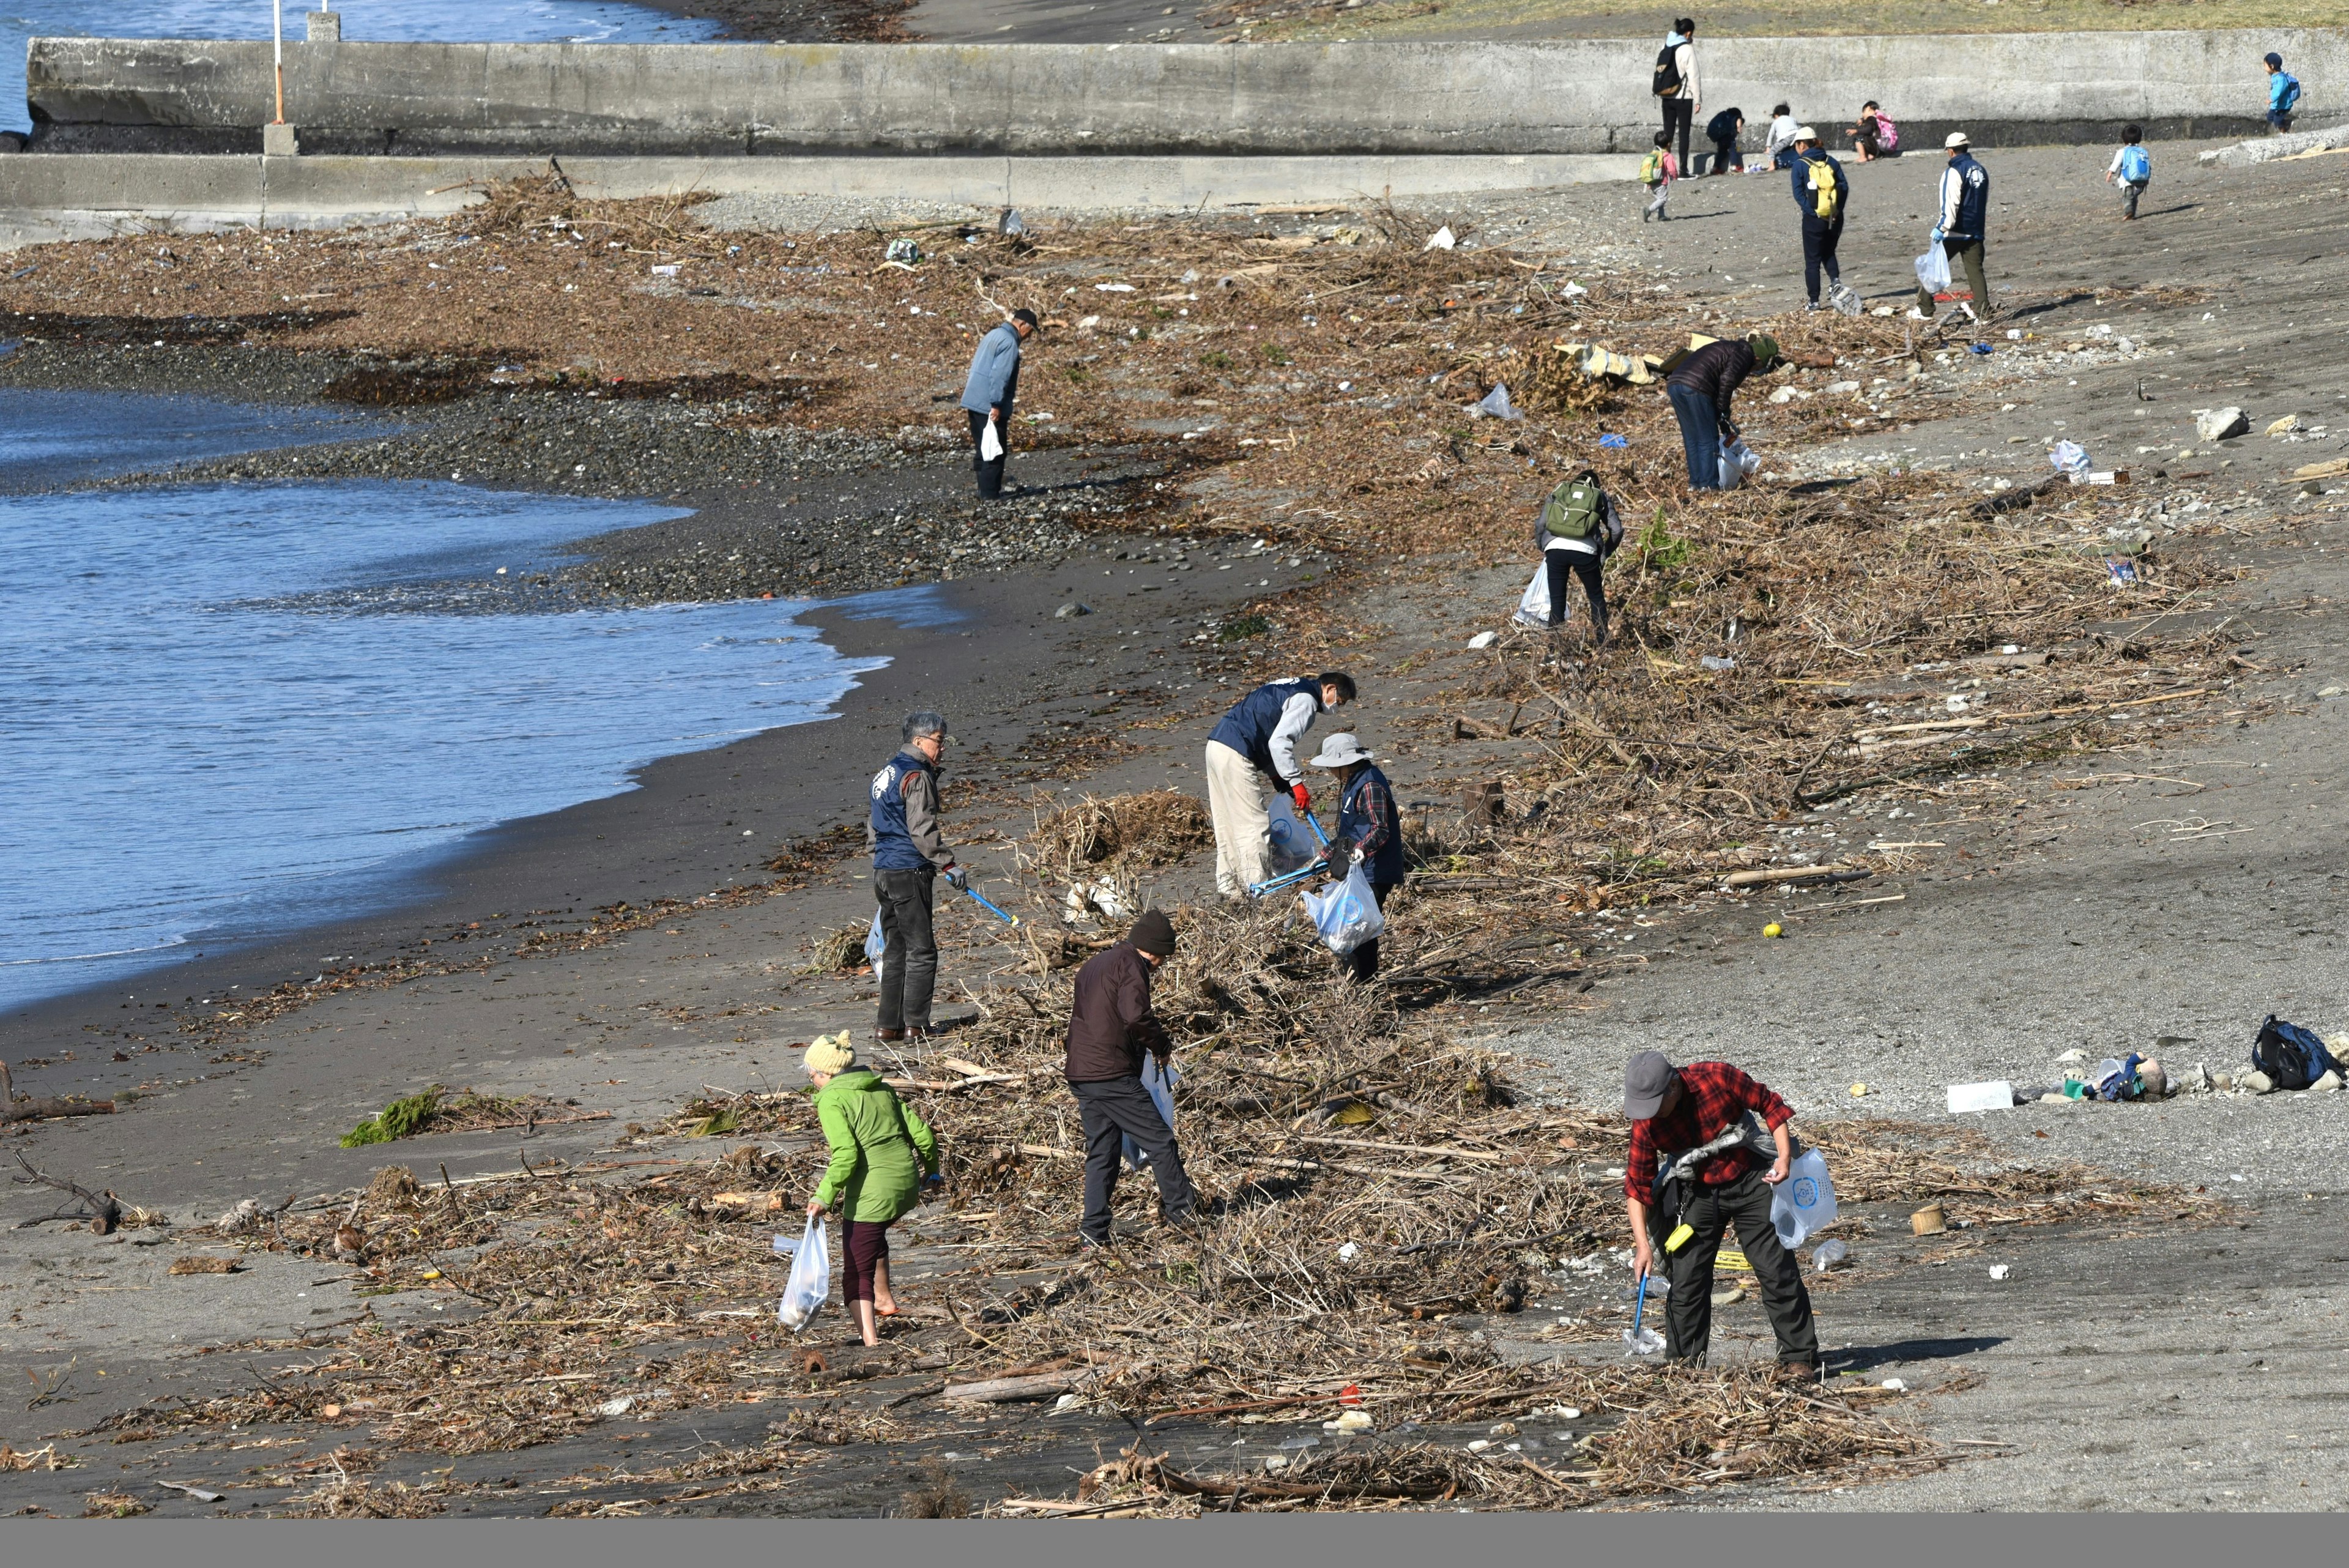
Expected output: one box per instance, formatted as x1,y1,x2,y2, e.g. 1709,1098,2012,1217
1247,811,1335,898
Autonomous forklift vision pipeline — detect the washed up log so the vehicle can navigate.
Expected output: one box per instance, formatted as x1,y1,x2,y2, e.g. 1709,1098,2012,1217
1855,716,1991,740
1298,1135,1508,1164
1015,1143,1083,1161
2292,458,2349,481
0,1061,115,1125
1723,866,1870,888
943,1360,1135,1404
1404,874,1516,891
709,1191,784,1212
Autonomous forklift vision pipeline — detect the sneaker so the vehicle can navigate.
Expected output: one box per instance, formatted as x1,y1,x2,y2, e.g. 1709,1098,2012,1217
1905,308,1929,321
1803,300,1822,313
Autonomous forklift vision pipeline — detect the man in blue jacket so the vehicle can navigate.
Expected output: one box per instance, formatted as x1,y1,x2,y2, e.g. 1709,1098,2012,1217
1789,128,1852,313
867,710,966,1041
960,309,1039,499
1913,132,1991,327
1204,672,1356,898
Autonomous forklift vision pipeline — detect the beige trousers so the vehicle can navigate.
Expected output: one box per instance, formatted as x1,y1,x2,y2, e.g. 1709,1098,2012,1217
1205,740,1272,897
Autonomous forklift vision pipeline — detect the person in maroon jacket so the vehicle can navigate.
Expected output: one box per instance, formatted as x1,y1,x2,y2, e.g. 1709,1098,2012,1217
1664,332,1781,492
1064,910,1198,1246
1622,1050,1820,1377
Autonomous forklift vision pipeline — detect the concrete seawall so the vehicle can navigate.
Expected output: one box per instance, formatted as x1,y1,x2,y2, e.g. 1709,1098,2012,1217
26,31,2345,158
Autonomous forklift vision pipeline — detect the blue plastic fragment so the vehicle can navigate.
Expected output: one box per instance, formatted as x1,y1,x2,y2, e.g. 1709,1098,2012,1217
1598,433,1629,448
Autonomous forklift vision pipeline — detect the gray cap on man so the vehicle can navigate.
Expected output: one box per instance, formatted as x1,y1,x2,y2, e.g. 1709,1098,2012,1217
1623,1050,1678,1119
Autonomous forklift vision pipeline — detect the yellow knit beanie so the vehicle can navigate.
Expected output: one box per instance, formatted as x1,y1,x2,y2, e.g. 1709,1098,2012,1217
804,1031,856,1076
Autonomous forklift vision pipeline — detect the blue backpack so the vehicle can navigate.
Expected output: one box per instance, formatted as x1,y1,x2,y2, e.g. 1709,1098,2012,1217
2252,1015,2340,1091
2119,145,2150,183
2279,74,2303,113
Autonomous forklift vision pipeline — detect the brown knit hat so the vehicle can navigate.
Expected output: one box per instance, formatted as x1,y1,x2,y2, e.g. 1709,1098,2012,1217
1129,909,1176,957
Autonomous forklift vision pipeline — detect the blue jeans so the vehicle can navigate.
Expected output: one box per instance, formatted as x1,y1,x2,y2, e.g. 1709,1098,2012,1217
1668,383,1722,490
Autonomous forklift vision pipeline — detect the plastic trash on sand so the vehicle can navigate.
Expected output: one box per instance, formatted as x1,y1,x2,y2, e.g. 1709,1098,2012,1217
1598,433,1629,449
1264,795,1320,875
1914,242,1952,292
1770,1149,1837,1248
1423,225,1457,251
1811,1238,1849,1272
1469,629,1501,648
2051,440,2091,483
1946,1079,2015,1115
1473,383,1523,421
778,1214,829,1332
1302,863,1386,957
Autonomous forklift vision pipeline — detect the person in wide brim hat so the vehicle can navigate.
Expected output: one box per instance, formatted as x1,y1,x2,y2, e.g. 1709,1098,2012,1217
1307,733,1403,983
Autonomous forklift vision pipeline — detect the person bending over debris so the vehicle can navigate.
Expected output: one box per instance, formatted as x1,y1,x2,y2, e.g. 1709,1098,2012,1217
1204,671,1356,897
1704,106,1745,175
1308,733,1403,982
960,308,1039,500
1913,132,1992,327
1532,467,1622,644
1623,1050,1820,1378
868,710,966,1042
806,1033,939,1347
1066,910,1197,1245
1664,333,1781,492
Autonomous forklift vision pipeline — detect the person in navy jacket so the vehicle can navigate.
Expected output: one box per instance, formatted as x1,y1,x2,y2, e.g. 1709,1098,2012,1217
1309,732,1404,981
1204,672,1356,897
1913,133,1992,326
867,710,965,1041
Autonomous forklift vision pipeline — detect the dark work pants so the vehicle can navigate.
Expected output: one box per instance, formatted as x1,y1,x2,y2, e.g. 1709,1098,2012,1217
1649,1171,1820,1367
1709,136,1741,174
2119,179,2147,218
875,866,938,1031
1916,239,1990,318
843,1217,891,1302
1660,97,1694,168
966,408,1007,499
1345,880,1397,982
1802,218,1844,303
1073,1075,1197,1242
1543,546,1608,641
1666,383,1723,491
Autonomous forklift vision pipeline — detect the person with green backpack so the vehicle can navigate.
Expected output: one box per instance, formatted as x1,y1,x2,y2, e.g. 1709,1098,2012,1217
2107,125,2152,220
1531,468,1624,644
1789,128,1854,313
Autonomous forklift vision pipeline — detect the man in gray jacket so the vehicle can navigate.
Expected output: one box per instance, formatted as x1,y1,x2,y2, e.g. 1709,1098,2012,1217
960,309,1039,500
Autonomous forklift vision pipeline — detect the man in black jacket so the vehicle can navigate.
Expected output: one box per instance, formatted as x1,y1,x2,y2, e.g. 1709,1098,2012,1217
1064,910,1197,1245
1664,333,1780,491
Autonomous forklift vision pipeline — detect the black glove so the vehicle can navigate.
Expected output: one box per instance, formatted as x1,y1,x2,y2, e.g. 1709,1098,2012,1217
943,864,968,891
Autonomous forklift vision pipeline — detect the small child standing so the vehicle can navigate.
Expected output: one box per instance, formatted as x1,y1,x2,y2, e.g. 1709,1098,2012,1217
1641,130,1679,223
2107,125,2151,220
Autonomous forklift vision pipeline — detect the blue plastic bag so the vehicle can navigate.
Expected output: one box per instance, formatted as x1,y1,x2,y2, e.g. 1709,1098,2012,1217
1264,795,1319,875
1769,1150,1838,1248
1302,863,1386,957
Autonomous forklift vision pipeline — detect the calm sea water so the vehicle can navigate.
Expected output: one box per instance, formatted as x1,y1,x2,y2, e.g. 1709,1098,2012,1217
5,2,724,135
0,420,921,1013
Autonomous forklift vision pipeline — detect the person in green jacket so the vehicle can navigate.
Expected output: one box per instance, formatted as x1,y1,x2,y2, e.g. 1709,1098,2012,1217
804,1033,939,1346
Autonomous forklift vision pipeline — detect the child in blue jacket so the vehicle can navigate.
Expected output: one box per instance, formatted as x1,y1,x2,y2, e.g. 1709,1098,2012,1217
2106,125,2151,220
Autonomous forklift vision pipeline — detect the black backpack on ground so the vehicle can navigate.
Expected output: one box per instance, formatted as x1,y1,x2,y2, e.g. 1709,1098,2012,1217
2252,1014,2342,1091
1653,47,1682,98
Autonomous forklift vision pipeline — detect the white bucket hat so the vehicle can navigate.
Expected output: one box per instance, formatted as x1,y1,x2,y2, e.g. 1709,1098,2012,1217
1307,732,1375,769
1794,125,1819,142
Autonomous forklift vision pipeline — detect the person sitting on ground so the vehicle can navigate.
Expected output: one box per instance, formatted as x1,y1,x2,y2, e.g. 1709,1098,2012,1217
1531,467,1622,645
2265,51,2301,133
1640,128,1679,223
1791,128,1852,313
1764,103,1802,169
959,308,1039,500
1065,910,1197,1247
1622,1050,1820,1378
1664,332,1781,492
1307,734,1403,983
1704,106,1745,175
1848,100,1895,162
1203,672,1355,898
2107,124,2152,221
805,1034,939,1347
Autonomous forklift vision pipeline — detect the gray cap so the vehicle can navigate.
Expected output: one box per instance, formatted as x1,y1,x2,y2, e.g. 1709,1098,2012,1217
1624,1050,1678,1118
1307,732,1375,769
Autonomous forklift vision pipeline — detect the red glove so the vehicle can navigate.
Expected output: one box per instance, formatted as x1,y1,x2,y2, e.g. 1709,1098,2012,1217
1290,782,1312,812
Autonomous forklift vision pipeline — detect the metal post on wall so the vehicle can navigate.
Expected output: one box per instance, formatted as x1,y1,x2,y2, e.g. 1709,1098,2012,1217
273,0,286,125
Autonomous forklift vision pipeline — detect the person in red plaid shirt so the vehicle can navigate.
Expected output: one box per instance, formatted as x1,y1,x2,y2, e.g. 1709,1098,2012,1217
1623,1051,1820,1377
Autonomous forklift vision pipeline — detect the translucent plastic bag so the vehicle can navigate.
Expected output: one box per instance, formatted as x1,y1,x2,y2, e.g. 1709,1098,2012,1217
1716,436,1759,490
1122,1056,1180,1170
777,1214,830,1332
1264,794,1319,875
866,907,889,992
1769,1149,1838,1249
1915,242,1951,292
978,418,1004,461
1515,561,1552,628
1302,863,1386,957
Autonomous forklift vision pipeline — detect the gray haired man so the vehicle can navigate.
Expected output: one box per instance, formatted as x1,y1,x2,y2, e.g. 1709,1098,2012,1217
867,710,965,1041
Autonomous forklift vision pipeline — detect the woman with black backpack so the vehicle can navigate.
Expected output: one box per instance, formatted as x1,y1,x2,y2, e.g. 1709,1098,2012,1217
1653,19,1701,174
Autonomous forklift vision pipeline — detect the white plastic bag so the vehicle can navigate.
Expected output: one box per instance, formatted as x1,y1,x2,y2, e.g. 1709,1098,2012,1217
1769,1150,1838,1249
777,1213,830,1332
1264,794,1319,876
1915,242,1951,292
1122,1055,1180,1170
1473,382,1522,421
1716,436,1759,490
1515,562,1552,628
1301,863,1386,956
866,907,889,992
978,418,1004,461
2050,440,2091,483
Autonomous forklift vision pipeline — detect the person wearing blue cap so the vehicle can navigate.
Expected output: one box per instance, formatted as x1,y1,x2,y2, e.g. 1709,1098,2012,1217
2265,53,2301,133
